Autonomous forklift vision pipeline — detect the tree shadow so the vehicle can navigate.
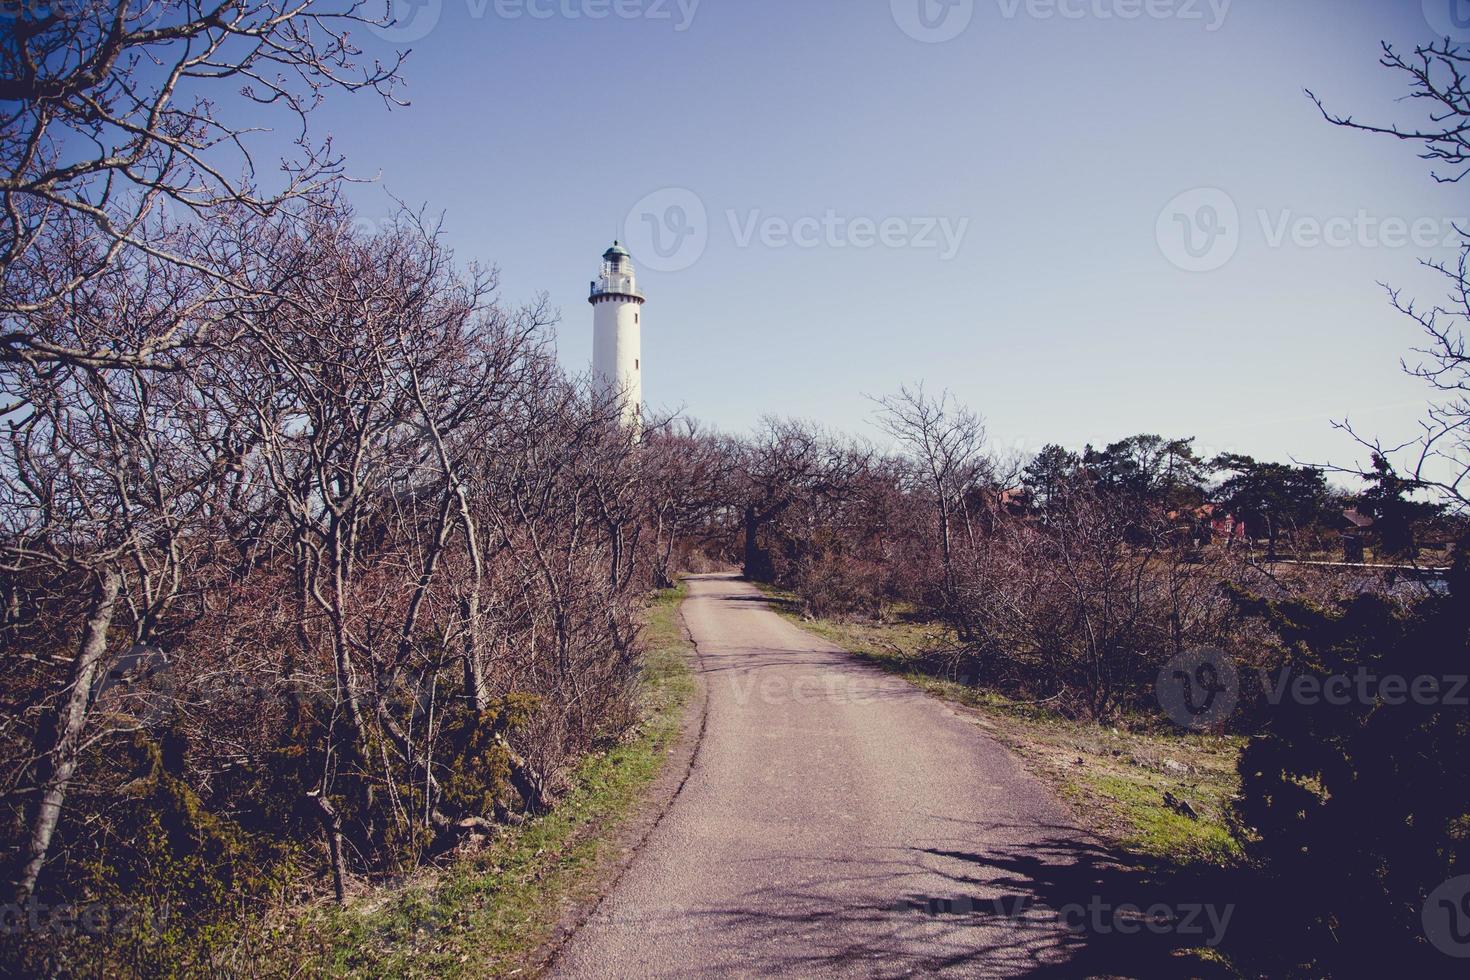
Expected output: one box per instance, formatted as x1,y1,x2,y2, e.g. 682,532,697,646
717,592,800,610
582,828,1270,977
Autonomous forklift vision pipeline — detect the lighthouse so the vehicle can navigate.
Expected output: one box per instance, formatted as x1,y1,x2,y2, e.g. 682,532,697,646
589,241,644,433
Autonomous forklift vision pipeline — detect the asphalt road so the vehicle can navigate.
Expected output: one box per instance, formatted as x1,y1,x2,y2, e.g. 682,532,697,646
549,574,1171,978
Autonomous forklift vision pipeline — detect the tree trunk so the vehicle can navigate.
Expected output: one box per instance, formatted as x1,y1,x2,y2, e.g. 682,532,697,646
14,567,121,900
742,503,765,580
459,595,488,713
652,513,674,589
307,793,349,904
454,487,488,713
938,495,954,592
654,534,677,590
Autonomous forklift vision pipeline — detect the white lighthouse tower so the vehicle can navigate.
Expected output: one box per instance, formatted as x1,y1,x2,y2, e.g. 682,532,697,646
589,241,644,433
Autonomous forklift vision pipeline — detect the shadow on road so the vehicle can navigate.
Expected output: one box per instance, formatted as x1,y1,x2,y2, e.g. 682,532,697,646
622,831,1249,977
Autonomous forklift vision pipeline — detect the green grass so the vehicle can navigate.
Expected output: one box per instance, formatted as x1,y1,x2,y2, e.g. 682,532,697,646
757,584,1244,869
285,584,696,977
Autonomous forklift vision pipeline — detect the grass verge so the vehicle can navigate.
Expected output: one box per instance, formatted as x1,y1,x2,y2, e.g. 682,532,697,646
756,585,1243,869
287,584,695,977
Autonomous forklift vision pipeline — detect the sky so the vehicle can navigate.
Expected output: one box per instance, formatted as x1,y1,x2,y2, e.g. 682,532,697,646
298,0,1468,473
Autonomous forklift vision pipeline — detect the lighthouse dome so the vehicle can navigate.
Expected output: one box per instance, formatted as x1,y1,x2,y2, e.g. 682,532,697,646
603,241,630,260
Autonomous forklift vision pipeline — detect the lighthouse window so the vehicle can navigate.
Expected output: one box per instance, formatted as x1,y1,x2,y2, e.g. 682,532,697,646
635,359,640,370
635,312,639,324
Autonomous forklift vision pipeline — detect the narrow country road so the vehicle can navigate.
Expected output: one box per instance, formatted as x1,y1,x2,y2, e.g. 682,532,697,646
550,574,1172,978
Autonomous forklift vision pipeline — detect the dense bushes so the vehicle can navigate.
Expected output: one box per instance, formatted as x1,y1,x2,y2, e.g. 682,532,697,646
1229,583,1470,976
949,486,1246,717
793,550,886,620
0,211,727,974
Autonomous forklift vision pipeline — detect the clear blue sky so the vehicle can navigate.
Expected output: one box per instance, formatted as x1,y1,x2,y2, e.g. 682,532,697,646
312,0,1464,471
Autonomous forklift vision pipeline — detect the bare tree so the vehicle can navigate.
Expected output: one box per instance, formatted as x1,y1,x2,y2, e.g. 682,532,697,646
1,258,239,897
734,417,867,582
1,0,404,368
871,384,990,617
1310,41,1470,513
642,420,733,588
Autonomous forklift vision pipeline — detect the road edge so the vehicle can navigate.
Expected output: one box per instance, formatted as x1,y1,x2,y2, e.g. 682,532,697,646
538,584,711,976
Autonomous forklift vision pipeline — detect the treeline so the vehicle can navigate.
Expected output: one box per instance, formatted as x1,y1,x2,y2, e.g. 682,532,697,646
0,3,728,973
695,392,1461,721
